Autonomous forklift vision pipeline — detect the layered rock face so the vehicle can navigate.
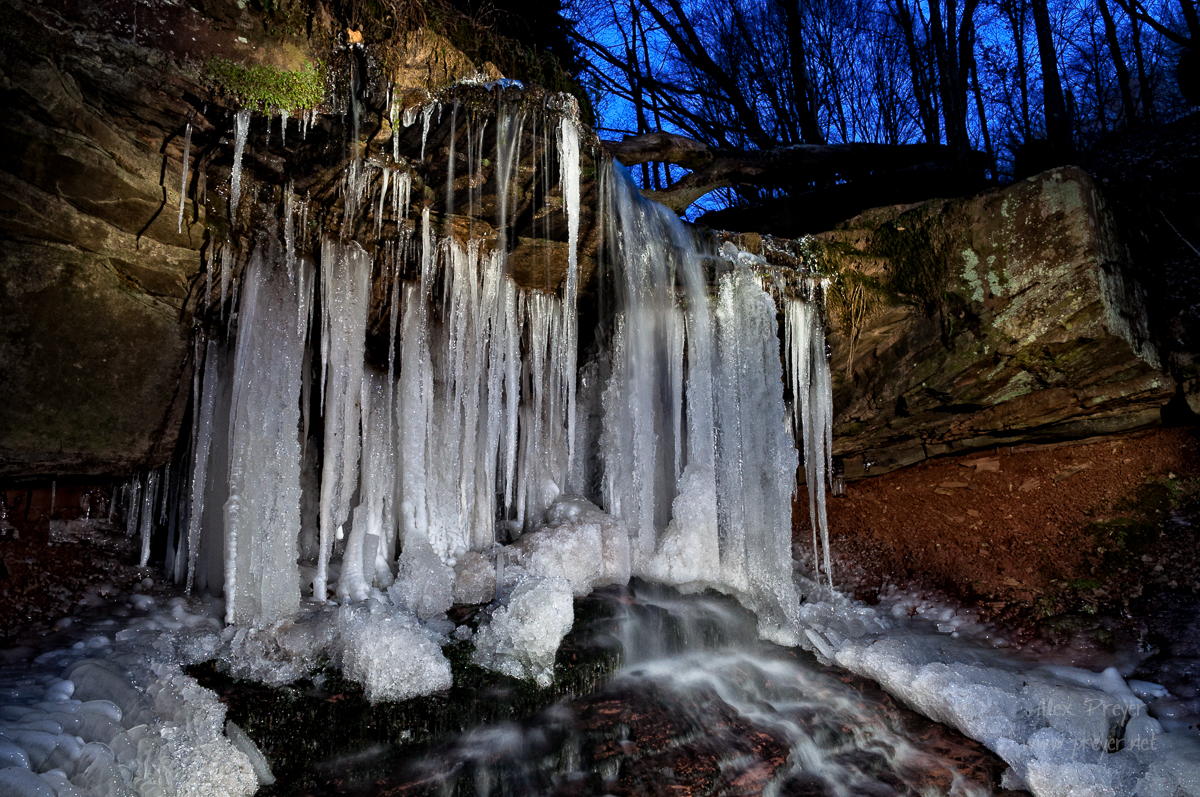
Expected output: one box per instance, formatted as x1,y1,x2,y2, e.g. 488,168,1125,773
0,0,596,479
0,34,203,477
810,167,1172,477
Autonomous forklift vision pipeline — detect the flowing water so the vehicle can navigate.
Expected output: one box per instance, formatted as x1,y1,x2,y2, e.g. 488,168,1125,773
300,583,1005,796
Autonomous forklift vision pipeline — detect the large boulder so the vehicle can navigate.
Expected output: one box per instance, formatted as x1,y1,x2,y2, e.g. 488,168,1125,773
810,166,1172,477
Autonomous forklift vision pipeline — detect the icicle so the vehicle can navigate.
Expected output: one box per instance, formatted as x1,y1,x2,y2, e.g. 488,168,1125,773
230,109,250,219
339,368,396,602
386,250,401,386
280,108,288,147
125,476,142,538
138,469,160,567
158,466,170,526
314,238,372,602
203,247,212,310
393,170,410,230
185,339,219,594
445,101,458,217
391,90,401,161
224,243,311,624
376,167,390,241
419,102,436,162
284,183,296,282
220,240,233,316
557,117,580,477
177,122,192,233
495,108,523,241
785,289,834,590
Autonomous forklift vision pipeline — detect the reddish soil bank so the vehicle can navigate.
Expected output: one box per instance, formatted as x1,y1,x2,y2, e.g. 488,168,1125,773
797,427,1200,636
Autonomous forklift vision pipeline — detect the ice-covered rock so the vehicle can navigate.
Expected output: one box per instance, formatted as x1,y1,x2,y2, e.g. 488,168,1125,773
389,532,454,621
337,604,452,703
472,577,574,687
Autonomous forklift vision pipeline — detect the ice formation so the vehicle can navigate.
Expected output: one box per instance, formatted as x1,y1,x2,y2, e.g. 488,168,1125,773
785,289,835,587
132,91,826,682
222,245,312,625
0,581,262,797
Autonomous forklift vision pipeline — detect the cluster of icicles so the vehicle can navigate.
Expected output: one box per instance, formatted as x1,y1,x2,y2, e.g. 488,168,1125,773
118,88,836,658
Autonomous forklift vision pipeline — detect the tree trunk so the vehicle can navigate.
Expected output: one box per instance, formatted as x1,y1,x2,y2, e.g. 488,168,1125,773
602,134,956,214
1128,12,1155,123
970,41,996,178
1098,0,1138,127
1004,0,1033,140
1031,0,1073,156
779,0,825,144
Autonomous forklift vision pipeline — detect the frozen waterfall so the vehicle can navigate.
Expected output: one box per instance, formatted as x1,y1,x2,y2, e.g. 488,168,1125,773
160,91,833,694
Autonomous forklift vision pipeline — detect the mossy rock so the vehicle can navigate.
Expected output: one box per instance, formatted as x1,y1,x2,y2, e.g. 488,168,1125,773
203,58,326,113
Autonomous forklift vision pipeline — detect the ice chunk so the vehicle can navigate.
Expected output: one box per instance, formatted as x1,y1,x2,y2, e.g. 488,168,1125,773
0,738,30,769
453,551,497,605
388,532,454,621
0,768,55,797
337,605,452,702
473,576,573,687
512,498,629,595
38,770,91,797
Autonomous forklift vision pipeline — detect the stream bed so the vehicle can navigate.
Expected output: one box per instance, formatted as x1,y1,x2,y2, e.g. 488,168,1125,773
213,584,1022,796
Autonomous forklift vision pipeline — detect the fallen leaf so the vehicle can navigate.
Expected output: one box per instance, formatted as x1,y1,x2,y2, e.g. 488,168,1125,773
1003,577,1022,587
935,488,955,496
1019,478,1039,492
967,509,980,517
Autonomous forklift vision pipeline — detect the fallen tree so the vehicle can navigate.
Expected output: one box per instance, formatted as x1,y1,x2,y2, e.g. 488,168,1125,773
600,133,980,225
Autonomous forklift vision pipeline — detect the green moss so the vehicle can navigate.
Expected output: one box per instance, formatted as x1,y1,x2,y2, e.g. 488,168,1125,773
203,58,325,113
